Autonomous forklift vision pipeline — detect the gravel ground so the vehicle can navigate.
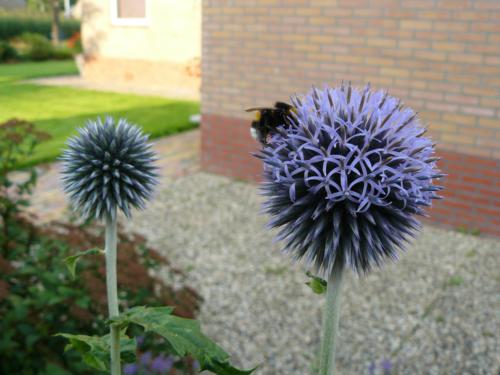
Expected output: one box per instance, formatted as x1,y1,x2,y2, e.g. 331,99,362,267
128,172,500,375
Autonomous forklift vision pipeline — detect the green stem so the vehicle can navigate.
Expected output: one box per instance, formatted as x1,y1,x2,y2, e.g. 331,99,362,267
318,265,345,375
105,213,121,375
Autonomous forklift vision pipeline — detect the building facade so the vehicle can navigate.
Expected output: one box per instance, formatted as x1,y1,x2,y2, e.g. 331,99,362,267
201,0,500,236
81,0,201,98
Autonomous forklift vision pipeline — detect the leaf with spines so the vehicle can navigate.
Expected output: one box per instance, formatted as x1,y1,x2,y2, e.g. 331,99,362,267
111,306,256,375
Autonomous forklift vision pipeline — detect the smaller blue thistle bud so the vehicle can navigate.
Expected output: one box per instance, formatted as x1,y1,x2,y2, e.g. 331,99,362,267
61,117,158,220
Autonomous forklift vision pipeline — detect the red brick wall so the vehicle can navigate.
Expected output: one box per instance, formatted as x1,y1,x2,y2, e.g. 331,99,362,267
201,115,260,180
201,0,500,236
431,150,500,235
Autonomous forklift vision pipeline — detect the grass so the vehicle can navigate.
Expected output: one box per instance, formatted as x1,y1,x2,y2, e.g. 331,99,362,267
445,275,464,287
0,60,78,82
455,226,481,236
264,265,289,276
465,249,478,258
0,61,200,167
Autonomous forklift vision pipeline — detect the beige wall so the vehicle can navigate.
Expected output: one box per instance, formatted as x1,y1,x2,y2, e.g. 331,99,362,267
82,0,201,64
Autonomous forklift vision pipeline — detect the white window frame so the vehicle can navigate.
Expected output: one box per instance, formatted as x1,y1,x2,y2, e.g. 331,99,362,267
110,0,150,27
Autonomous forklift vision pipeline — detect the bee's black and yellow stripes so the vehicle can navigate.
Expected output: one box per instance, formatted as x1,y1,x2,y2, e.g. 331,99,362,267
246,102,295,145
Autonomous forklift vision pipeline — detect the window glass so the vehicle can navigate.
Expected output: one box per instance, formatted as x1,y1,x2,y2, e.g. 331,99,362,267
117,0,146,19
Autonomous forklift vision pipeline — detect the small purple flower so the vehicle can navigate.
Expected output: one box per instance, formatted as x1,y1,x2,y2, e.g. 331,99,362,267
368,361,377,375
380,358,393,374
123,363,138,375
136,335,145,347
140,351,153,365
192,360,200,370
151,355,174,373
257,84,443,276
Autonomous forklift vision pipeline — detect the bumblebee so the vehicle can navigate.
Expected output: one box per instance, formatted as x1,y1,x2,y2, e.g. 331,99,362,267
246,102,295,145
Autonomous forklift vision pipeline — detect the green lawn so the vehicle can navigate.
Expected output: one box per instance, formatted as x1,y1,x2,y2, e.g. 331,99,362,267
0,60,79,83
0,61,200,167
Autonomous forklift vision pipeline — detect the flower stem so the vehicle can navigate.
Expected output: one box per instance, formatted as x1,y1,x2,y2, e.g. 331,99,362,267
318,265,345,375
105,213,121,375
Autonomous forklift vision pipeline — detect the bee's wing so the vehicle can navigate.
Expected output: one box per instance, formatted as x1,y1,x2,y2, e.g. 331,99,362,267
245,107,268,112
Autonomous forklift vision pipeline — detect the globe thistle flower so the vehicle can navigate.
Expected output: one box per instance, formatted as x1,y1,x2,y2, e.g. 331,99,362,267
257,84,443,276
61,117,158,220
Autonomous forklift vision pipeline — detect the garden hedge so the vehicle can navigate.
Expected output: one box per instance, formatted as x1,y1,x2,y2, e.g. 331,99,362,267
0,16,80,40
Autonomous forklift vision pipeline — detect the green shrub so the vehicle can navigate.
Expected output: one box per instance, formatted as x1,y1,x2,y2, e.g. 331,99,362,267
51,45,75,60
0,118,49,252
0,15,80,41
12,33,54,61
0,218,201,374
16,32,53,60
0,40,17,62
11,32,76,61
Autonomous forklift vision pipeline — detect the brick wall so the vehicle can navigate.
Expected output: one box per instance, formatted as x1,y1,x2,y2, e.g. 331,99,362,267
201,0,500,236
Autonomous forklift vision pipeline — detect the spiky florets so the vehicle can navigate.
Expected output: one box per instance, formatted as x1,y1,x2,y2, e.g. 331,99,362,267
257,84,443,276
61,117,158,220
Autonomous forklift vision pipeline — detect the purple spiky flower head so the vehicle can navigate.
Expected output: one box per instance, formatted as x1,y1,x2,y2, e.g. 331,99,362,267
60,117,158,220
257,84,443,276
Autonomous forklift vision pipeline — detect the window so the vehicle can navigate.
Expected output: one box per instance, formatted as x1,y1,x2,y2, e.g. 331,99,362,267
110,0,150,27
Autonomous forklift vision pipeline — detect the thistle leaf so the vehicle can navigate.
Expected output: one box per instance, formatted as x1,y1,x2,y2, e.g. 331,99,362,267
63,248,104,279
111,306,256,375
